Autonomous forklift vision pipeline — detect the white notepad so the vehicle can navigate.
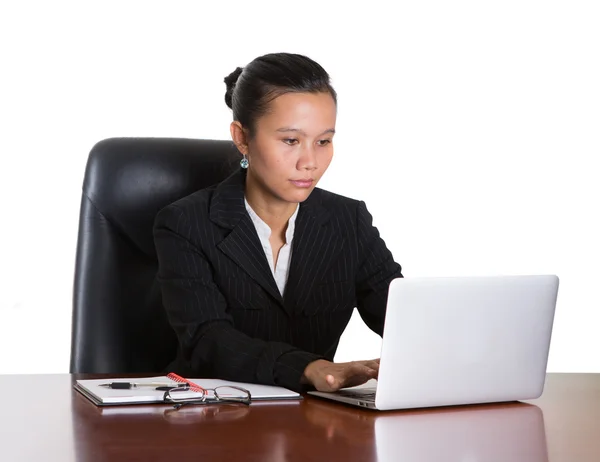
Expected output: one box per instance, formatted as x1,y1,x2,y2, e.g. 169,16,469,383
74,376,301,406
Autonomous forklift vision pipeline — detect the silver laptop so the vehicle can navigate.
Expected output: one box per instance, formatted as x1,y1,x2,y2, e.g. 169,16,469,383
308,275,559,411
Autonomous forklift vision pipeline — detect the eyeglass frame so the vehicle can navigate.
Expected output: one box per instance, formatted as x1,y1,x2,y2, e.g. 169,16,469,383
162,385,252,409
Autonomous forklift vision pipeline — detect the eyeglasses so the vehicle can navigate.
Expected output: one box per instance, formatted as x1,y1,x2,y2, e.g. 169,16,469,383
162,385,252,409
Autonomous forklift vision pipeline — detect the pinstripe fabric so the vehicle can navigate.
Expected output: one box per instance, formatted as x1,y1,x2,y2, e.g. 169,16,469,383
153,169,403,391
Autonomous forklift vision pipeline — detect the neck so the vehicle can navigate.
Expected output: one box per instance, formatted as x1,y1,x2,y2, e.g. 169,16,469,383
245,173,297,232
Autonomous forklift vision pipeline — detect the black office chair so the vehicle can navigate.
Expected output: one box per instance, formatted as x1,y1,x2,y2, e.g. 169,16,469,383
70,137,240,373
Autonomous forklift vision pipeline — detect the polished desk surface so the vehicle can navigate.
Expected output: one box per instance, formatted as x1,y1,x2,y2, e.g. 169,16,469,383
1,373,598,461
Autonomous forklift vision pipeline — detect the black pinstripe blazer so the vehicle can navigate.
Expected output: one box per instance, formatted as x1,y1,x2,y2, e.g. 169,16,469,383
153,169,403,391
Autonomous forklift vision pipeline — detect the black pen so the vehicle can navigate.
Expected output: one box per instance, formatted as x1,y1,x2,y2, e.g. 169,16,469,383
99,382,185,390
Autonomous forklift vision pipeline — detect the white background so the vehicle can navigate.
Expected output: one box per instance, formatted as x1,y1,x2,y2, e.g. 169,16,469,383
0,1,598,374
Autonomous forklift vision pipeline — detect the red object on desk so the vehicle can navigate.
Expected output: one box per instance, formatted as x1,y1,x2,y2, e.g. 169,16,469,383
166,372,204,392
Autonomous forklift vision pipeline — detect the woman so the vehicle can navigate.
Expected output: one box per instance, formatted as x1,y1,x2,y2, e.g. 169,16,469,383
154,52,403,393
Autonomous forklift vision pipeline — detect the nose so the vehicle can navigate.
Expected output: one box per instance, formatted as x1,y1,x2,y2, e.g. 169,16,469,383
297,144,317,171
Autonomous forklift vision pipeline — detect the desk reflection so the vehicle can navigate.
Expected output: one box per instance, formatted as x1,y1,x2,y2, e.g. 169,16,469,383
375,403,548,462
303,398,376,443
162,403,251,424
303,398,547,462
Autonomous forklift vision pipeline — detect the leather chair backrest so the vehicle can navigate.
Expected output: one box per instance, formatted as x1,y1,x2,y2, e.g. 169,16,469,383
70,137,240,373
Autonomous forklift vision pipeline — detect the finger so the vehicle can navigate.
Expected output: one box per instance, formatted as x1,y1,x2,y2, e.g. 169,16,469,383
344,365,378,385
357,358,380,364
363,360,380,371
350,363,378,375
354,359,380,369
342,370,377,388
328,364,377,391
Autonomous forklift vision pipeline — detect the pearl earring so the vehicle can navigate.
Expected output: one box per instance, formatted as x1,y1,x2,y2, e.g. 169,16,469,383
240,155,249,169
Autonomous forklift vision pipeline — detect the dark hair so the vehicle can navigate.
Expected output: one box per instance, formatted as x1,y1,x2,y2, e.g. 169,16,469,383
224,53,337,137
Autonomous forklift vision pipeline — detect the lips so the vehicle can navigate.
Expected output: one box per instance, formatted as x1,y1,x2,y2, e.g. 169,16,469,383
290,179,314,188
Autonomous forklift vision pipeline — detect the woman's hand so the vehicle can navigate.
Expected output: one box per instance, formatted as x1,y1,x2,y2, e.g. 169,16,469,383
302,359,380,392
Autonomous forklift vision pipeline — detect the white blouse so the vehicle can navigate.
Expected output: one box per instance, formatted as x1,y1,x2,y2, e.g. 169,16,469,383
244,198,299,296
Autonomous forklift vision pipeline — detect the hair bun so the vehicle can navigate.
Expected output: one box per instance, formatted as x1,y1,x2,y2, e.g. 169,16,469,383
224,67,244,109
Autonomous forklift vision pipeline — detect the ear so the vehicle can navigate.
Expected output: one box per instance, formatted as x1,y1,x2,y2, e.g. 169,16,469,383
230,121,249,156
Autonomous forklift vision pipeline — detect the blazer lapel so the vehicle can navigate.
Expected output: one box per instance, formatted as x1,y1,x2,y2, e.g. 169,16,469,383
210,170,283,305
284,189,345,313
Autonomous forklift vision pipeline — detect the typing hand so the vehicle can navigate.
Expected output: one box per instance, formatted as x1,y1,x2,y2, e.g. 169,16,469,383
302,359,379,392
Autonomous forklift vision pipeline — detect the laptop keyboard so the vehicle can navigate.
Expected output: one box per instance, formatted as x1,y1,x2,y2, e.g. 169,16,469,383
337,389,377,401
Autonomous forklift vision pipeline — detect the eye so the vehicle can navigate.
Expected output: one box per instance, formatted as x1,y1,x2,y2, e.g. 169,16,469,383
317,139,332,147
283,138,298,145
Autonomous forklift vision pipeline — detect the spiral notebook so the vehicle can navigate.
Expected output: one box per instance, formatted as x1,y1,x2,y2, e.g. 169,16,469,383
74,375,301,406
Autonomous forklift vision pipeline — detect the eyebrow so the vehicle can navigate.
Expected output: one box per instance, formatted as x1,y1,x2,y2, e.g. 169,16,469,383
276,127,336,136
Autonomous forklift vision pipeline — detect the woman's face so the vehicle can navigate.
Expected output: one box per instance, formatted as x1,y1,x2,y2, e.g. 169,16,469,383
244,91,337,205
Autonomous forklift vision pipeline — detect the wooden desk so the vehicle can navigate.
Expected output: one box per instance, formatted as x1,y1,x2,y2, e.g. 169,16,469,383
1,373,598,461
